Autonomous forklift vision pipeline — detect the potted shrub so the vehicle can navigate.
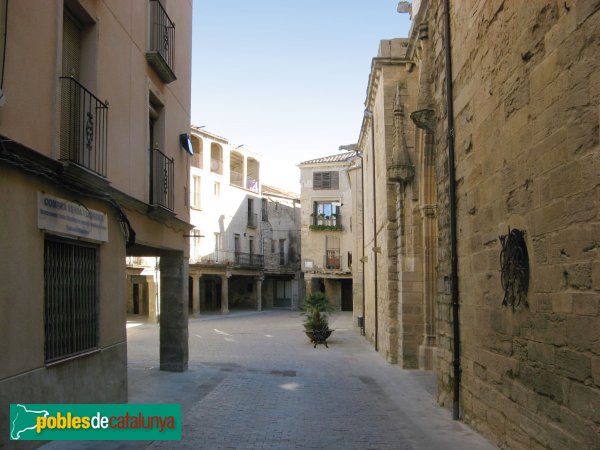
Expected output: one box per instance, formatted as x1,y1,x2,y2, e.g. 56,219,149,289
301,292,334,348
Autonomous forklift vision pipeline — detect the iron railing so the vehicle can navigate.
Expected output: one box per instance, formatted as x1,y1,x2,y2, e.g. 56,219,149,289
59,77,108,177
324,250,341,270
234,252,264,267
147,0,176,83
314,214,341,227
150,147,174,210
247,212,258,228
44,238,98,363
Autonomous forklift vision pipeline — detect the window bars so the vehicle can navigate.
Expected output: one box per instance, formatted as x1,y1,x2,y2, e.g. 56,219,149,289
44,238,98,363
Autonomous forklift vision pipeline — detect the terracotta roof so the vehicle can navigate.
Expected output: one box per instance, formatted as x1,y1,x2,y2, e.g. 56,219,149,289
262,184,299,199
299,151,357,166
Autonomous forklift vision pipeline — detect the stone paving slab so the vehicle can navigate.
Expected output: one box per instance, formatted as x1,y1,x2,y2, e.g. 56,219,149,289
41,310,496,450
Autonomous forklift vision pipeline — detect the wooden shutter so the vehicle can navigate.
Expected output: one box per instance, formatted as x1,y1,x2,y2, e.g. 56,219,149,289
62,12,82,78
330,171,339,189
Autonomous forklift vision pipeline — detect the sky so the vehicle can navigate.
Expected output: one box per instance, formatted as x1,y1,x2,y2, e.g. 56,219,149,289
191,1,412,193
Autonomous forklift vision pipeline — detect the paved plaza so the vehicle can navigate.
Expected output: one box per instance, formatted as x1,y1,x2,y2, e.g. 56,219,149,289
42,310,495,450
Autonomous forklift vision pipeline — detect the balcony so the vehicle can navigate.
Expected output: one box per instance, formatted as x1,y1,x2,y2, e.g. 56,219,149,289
324,250,341,270
146,0,176,84
247,213,258,228
234,252,264,268
230,170,243,188
246,176,259,192
310,214,342,231
150,147,174,211
59,77,108,177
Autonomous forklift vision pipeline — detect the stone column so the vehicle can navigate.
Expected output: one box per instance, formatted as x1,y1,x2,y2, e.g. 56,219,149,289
159,252,189,372
221,273,230,314
192,274,201,318
147,275,158,323
256,276,264,311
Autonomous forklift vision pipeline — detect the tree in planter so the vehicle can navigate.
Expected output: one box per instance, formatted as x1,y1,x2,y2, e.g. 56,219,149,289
301,291,334,347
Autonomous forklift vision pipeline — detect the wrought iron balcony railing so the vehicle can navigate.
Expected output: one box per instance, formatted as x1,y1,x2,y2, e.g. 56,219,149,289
59,77,108,177
234,252,264,268
247,212,258,228
146,0,176,83
150,147,174,211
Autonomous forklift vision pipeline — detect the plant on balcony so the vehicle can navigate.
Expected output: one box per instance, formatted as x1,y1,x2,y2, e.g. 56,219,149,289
301,292,334,348
309,224,343,231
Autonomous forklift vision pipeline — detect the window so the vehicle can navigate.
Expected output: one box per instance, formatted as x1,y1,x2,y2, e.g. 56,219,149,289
325,236,340,270
60,9,107,177
214,233,222,261
247,198,257,228
211,143,223,174
214,182,220,197
313,171,339,190
314,202,340,226
44,237,98,363
191,229,202,261
261,198,268,220
191,175,201,208
234,234,241,263
191,136,203,168
279,239,286,265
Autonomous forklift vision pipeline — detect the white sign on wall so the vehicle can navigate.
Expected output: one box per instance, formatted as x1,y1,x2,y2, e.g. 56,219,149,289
38,192,108,242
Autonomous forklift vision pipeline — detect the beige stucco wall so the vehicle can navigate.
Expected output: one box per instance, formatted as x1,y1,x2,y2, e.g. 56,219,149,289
299,160,354,273
0,2,192,444
0,0,192,225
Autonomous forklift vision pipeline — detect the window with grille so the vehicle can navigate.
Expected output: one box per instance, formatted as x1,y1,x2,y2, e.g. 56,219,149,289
44,238,98,363
313,171,339,190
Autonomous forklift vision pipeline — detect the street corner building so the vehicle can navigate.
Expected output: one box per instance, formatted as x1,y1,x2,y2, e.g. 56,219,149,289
351,0,600,449
298,152,356,313
0,0,193,447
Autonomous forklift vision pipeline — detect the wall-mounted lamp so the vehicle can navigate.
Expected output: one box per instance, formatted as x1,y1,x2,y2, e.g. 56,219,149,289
180,133,193,155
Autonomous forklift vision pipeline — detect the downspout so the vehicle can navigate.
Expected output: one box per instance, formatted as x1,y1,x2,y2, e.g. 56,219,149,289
361,152,366,334
442,0,461,421
366,110,379,351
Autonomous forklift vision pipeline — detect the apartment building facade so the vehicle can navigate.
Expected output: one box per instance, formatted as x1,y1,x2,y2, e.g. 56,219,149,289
187,126,265,315
299,153,354,311
261,184,302,310
0,1,192,445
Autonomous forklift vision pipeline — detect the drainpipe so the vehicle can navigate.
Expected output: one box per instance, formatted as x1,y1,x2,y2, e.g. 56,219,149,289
365,109,379,351
442,0,461,421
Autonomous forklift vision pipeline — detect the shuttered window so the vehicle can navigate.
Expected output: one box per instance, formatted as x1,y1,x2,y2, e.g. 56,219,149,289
62,12,82,78
313,171,339,190
44,237,99,363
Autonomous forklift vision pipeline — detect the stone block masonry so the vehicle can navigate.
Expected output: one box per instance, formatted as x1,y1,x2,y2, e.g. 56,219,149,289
413,0,600,448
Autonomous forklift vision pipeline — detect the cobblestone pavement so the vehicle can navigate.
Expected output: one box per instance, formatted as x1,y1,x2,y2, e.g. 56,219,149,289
42,310,495,450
